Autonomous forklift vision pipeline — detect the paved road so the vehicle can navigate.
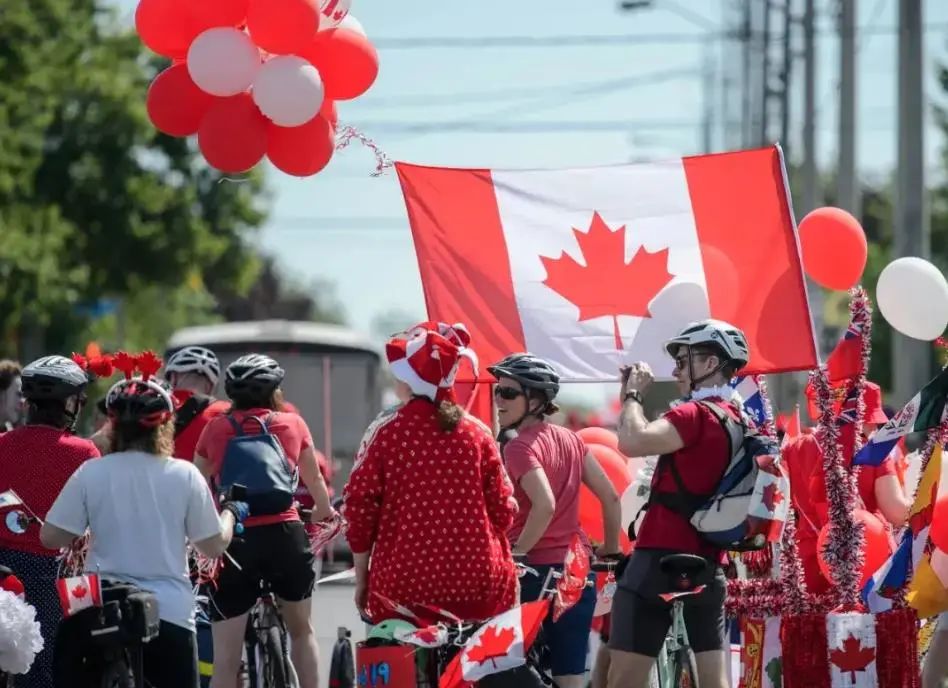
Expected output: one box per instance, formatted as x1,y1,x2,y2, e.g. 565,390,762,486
311,580,365,688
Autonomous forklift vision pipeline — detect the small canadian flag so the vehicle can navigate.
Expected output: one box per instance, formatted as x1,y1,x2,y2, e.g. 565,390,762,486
56,574,103,618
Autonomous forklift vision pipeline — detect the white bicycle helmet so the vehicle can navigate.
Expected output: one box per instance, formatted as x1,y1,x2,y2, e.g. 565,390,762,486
21,356,90,400
664,319,750,369
165,346,221,386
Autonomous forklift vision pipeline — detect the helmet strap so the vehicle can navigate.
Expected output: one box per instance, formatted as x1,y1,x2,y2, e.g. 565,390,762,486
688,350,728,392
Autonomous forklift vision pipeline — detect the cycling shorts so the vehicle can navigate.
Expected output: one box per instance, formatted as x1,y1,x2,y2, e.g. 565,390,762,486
608,549,726,658
208,521,315,621
519,563,596,677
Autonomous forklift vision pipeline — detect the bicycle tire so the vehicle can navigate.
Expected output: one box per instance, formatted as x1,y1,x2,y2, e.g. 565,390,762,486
100,659,135,688
262,626,289,688
670,647,699,688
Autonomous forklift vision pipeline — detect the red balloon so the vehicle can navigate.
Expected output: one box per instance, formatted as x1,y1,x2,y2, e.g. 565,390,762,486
299,28,379,100
578,444,633,553
816,509,891,590
135,0,201,59
146,64,216,137
931,495,948,552
267,116,335,177
576,427,620,453
247,0,320,55
198,94,268,173
798,207,867,291
320,98,338,129
188,0,249,30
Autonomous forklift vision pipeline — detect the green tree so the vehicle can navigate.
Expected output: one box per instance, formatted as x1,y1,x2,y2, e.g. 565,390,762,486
0,0,266,357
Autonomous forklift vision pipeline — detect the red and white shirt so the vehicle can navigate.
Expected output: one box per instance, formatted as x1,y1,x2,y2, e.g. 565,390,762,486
344,399,519,622
0,425,100,555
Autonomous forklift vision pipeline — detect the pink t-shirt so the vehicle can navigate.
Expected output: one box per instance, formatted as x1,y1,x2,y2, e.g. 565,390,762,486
503,422,588,565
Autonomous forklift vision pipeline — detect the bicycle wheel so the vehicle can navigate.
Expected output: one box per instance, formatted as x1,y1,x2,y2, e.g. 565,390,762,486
99,659,135,688
261,626,289,688
670,647,699,688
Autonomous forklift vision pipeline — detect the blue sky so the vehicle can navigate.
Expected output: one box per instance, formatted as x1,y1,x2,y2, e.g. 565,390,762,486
115,0,948,405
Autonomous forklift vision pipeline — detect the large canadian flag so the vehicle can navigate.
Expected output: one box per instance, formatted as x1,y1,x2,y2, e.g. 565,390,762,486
396,146,817,380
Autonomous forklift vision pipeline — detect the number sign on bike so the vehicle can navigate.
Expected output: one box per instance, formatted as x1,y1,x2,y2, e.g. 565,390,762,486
356,645,416,688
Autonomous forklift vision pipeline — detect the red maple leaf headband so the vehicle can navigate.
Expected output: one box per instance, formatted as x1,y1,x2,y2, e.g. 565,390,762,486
71,350,163,382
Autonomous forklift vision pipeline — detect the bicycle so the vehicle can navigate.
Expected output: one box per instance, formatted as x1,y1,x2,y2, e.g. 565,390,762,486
234,505,345,688
653,553,710,688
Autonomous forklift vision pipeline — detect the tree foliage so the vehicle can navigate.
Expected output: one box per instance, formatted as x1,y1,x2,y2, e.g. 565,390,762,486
0,0,267,357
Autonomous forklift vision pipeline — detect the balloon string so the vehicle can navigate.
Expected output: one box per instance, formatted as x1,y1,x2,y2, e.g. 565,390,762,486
335,124,392,177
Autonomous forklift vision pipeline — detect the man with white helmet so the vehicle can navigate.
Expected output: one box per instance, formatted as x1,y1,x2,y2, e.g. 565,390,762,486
608,319,751,688
0,355,100,688
163,346,229,461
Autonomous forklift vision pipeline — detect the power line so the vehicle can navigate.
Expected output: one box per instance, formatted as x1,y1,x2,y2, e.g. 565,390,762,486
358,67,699,107
370,22,948,50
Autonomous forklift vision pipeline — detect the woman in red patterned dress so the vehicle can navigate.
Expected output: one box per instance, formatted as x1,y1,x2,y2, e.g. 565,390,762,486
343,321,518,622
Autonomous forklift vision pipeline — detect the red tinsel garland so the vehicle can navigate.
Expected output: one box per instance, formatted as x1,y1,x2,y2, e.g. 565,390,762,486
848,287,872,455
780,613,830,688
812,367,865,609
754,373,778,439
780,509,810,615
875,608,921,688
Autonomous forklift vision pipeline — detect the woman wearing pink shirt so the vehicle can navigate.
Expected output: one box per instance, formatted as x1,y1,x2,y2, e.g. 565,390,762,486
489,353,622,688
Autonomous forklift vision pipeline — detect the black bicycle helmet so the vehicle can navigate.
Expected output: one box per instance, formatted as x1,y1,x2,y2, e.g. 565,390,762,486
224,354,285,399
487,353,561,401
106,378,176,428
21,356,90,401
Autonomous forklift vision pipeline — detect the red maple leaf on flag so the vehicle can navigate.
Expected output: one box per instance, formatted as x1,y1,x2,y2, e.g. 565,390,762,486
466,625,517,666
829,635,876,682
413,626,442,645
540,212,674,349
72,583,88,599
761,483,785,512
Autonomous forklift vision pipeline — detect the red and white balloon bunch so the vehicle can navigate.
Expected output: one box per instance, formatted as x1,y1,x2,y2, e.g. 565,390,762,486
138,0,379,176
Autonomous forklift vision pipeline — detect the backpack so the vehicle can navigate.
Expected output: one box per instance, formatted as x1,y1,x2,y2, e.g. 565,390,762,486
217,414,299,516
174,394,213,438
650,401,790,551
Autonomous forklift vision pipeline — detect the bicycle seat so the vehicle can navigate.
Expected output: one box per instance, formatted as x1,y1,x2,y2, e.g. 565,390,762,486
659,554,708,580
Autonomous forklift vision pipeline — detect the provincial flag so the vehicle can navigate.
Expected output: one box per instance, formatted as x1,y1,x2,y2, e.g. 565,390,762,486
853,368,948,467
396,146,817,381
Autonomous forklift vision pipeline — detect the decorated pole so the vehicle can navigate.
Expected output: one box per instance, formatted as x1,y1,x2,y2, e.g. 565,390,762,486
812,366,865,609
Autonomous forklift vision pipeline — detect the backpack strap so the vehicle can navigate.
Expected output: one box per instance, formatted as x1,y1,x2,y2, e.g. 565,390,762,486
646,401,744,520
174,394,213,438
226,413,275,437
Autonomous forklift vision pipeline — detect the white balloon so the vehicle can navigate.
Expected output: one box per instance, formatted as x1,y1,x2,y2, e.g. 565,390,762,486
319,0,351,28
336,13,366,36
188,28,260,97
876,257,948,340
253,56,325,127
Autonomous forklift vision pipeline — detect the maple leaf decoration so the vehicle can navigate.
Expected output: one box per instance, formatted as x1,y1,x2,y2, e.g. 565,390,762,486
540,212,674,349
761,483,785,512
466,625,517,666
72,583,88,599
829,635,875,682
413,626,441,645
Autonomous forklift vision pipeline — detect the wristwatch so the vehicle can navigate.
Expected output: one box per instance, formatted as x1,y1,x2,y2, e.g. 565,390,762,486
623,389,644,404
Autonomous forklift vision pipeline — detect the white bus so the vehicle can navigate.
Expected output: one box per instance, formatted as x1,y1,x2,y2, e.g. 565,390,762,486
166,320,383,492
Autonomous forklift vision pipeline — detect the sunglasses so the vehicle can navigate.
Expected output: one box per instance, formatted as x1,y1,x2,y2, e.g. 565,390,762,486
672,353,711,371
493,386,525,400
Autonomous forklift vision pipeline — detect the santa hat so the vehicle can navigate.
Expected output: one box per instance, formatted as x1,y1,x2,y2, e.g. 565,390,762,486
386,321,478,403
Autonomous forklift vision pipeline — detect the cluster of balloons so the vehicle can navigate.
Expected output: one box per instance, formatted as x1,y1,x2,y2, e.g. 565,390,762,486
575,427,642,553
798,206,948,341
137,0,379,176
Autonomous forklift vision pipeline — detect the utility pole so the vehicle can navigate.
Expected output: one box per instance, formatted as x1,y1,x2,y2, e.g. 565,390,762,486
779,0,793,152
759,0,772,145
741,0,753,148
702,39,715,153
894,0,931,403
838,0,859,216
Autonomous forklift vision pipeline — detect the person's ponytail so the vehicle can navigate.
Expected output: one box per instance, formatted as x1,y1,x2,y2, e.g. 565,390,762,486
436,401,463,432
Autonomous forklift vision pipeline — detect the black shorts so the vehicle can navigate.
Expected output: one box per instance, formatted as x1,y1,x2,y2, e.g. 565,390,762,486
54,616,198,688
209,521,315,621
608,549,726,658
